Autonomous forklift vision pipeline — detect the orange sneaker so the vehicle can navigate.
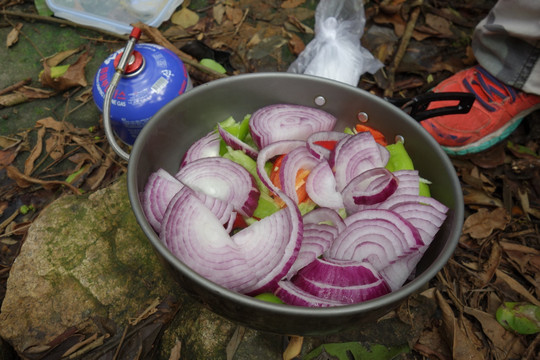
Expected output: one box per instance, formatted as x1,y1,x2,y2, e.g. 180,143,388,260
421,65,540,155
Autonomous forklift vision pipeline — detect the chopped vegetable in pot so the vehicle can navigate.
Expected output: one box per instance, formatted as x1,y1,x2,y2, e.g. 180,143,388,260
141,104,448,307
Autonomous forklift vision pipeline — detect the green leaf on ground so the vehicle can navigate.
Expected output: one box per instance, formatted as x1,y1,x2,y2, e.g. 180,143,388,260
496,302,540,335
34,0,53,16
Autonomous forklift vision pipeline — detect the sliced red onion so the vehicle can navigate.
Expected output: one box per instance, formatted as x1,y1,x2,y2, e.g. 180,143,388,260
279,146,320,203
379,251,425,291
305,161,344,210
195,192,236,229
344,170,420,213
383,200,448,246
161,187,256,291
326,217,405,270
293,273,390,305
180,131,221,168
256,140,307,195
161,186,302,294
275,280,345,307
285,223,337,279
326,209,423,270
306,131,350,160
391,170,421,197
249,104,337,149
378,144,390,165
224,211,237,233
302,207,346,232
296,257,381,286
175,157,260,218
375,193,449,215
218,124,259,159
331,132,388,191
344,209,424,249
141,168,184,232
290,258,390,304
232,202,303,295
341,167,399,214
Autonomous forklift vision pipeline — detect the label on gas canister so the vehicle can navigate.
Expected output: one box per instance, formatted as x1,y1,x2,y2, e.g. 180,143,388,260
93,43,192,145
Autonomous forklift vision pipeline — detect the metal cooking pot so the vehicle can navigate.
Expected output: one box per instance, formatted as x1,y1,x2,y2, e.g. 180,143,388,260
126,72,464,336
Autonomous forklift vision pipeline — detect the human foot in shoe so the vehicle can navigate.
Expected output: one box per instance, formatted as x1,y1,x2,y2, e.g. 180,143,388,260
421,65,540,155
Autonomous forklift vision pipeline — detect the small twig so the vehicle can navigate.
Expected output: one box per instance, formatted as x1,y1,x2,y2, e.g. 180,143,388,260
0,10,126,39
37,145,82,175
0,209,20,233
384,0,423,97
112,325,130,360
0,223,31,238
233,8,249,37
0,78,31,96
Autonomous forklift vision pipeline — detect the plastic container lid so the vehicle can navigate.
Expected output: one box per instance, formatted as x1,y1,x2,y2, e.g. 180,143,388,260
45,0,184,35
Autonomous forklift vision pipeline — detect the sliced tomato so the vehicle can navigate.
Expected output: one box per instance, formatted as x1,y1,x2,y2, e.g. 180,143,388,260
355,124,387,146
313,140,337,151
232,214,248,230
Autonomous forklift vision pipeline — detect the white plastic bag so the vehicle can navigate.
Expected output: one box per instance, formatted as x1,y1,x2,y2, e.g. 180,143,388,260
287,0,382,87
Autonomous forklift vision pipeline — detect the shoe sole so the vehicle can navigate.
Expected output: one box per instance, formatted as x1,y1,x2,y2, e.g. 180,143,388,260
440,105,540,156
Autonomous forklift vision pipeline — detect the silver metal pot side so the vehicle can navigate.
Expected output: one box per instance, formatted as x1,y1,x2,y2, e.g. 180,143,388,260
127,73,464,336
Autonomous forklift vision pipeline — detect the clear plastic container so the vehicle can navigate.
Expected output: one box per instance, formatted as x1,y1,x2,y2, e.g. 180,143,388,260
45,0,184,34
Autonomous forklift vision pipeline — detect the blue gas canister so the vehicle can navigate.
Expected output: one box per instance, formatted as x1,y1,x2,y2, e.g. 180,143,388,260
93,36,192,146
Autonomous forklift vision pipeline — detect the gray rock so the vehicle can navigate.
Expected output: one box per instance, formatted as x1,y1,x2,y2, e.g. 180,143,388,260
0,176,183,355
0,176,290,359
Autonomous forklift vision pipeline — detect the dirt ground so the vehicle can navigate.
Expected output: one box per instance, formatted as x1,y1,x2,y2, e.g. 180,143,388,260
1,0,539,359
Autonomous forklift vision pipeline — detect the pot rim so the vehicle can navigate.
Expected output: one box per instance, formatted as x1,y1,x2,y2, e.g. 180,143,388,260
127,72,463,319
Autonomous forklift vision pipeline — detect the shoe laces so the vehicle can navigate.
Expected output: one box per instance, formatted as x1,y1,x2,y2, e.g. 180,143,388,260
463,66,517,112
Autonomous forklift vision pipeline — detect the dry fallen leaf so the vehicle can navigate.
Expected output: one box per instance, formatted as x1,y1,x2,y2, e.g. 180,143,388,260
500,241,540,293
5,165,80,194
169,338,182,360
283,336,303,360
44,46,84,67
0,92,27,107
171,7,200,28
24,126,45,175
281,0,306,9
72,135,102,163
40,51,91,91
435,290,487,360
16,86,55,99
6,22,23,47
225,5,244,25
476,241,502,286
45,133,66,161
287,32,305,56
423,13,454,38
213,3,226,24
286,15,313,34
517,188,540,219
494,269,540,306
464,306,526,358
0,143,21,167
463,188,503,207
225,326,245,360
462,207,510,239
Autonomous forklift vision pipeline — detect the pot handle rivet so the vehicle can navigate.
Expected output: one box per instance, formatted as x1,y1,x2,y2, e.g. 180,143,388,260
395,135,405,144
314,95,326,106
357,111,369,122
